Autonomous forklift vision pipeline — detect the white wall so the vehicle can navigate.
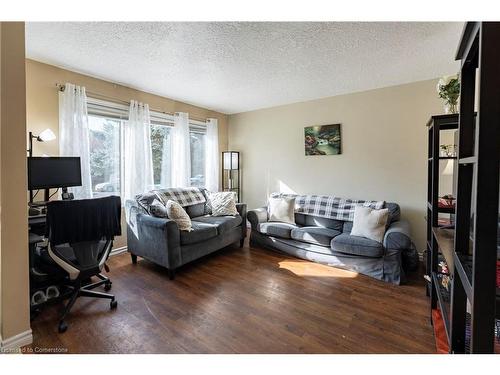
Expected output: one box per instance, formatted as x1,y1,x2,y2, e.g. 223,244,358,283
228,78,446,252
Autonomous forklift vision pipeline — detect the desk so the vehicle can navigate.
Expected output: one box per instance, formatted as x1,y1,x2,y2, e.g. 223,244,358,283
28,214,71,318
29,214,46,237
28,222,46,285
29,214,46,226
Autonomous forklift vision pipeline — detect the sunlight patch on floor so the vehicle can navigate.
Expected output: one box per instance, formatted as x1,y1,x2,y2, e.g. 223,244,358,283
278,260,358,278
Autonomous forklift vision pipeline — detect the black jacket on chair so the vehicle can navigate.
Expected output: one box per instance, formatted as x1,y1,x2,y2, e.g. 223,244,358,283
46,196,121,245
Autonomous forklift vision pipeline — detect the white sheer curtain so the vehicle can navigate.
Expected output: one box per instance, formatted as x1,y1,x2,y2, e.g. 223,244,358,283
205,118,219,192
123,100,154,200
171,112,191,187
160,132,171,188
59,83,92,199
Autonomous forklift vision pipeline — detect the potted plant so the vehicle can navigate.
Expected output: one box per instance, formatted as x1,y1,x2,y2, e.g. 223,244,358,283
437,75,460,114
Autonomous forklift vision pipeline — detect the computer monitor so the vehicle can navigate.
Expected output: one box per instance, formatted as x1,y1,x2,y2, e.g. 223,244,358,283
28,157,82,190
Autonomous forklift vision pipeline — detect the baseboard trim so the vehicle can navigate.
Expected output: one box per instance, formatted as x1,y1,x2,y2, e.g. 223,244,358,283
110,246,127,256
0,329,33,352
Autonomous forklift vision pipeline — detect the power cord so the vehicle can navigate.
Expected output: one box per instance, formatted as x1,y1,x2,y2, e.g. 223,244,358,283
49,188,59,199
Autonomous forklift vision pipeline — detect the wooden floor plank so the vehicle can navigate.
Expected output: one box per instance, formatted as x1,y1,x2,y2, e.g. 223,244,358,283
27,239,435,353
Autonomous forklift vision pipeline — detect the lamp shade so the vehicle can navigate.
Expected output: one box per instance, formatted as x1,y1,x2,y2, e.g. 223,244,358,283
38,128,56,142
443,159,454,176
223,151,239,170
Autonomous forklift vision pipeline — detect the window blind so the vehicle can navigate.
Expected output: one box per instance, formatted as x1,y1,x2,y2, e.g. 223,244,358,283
86,96,207,133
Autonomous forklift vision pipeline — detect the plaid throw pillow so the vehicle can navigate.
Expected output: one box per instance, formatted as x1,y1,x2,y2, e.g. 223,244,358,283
154,187,206,207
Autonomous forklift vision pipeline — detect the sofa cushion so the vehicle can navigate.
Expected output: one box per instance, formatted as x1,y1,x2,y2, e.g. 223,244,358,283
200,188,213,215
291,226,341,247
386,202,401,224
192,215,242,235
180,222,218,245
295,213,343,231
331,233,384,258
342,221,353,233
185,203,206,218
257,222,297,239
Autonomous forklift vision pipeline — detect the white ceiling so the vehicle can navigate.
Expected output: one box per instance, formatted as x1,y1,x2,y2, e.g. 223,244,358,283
26,22,464,114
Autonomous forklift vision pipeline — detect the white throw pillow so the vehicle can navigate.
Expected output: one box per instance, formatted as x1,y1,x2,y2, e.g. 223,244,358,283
209,192,238,216
350,205,389,243
165,200,192,231
268,196,296,224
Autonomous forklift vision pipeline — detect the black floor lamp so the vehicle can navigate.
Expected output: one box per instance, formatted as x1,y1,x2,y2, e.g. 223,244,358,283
222,151,240,202
28,129,56,157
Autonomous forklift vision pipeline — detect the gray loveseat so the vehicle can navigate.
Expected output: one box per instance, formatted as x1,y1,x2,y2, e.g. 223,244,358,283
125,188,247,279
248,202,415,284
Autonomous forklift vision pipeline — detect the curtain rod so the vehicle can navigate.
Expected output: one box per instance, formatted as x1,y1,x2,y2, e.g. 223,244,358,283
55,83,209,123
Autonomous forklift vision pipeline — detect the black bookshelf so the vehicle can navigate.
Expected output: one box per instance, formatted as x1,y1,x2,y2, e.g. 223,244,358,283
448,22,500,354
426,113,459,351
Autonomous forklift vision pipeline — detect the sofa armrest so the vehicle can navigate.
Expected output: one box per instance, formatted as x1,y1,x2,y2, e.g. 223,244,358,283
127,207,182,269
383,219,412,251
247,207,268,231
236,203,247,238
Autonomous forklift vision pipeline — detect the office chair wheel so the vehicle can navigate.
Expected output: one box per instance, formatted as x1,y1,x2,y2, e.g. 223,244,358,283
110,299,118,309
104,281,112,291
58,321,68,333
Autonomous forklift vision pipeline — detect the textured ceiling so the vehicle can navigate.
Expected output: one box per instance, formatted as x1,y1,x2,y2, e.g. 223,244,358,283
26,22,464,114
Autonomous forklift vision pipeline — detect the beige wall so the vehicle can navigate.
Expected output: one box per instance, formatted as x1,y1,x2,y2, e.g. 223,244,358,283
438,130,457,197
26,59,229,249
1,22,31,344
26,59,229,157
228,79,447,252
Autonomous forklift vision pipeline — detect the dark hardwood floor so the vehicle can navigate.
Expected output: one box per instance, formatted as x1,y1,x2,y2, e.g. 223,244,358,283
28,239,436,353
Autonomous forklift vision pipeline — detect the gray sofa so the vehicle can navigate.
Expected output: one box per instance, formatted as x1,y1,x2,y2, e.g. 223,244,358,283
125,189,247,279
248,202,415,284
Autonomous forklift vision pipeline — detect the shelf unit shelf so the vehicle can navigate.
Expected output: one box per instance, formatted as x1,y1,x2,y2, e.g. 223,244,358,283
427,204,455,215
432,227,455,272
458,156,477,165
428,157,458,161
438,207,455,214
453,252,473,300
432,272,451,341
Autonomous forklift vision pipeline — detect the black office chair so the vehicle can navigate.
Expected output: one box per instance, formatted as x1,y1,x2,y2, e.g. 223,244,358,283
42,196,121,333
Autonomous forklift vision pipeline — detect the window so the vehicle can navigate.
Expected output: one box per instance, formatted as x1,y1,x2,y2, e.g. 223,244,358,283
89,116,121,197
150,124,171,189
190,132,206,187
87,98,207,196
